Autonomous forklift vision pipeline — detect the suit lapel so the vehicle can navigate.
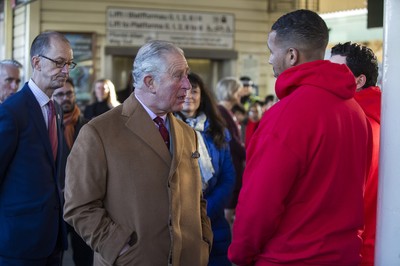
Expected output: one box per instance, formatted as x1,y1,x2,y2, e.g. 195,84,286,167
24,85,63,204
24,87,55,164
123,95,172,166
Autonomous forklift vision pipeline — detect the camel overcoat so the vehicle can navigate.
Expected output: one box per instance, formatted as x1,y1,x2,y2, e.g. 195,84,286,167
64,94,212,266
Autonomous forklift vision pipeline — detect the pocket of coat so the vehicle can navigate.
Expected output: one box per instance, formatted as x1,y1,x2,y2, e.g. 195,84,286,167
114,232,139,266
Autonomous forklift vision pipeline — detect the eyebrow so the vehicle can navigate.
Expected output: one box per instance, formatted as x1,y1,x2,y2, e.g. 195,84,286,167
5,77,20,82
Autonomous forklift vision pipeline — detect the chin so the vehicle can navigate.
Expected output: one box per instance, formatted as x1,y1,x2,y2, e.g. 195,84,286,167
173,105,184,112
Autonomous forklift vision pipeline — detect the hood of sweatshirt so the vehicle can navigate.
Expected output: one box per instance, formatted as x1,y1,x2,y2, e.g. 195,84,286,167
354,86,381,124
275,60,356,101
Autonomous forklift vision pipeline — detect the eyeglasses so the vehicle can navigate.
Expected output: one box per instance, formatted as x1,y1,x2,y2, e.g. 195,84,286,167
53,91,74,99
39,55,77,70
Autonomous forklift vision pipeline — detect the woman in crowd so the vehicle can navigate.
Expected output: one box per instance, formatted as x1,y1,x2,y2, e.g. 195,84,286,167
245,100,264,148
84,78,120,119
175,72,235,266
215,77,246,227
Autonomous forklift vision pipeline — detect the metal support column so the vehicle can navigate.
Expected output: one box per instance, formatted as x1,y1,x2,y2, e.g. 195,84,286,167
375,0,400,264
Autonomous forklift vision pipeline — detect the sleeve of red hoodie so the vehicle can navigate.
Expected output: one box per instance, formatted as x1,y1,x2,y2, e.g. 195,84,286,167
228,132,301,265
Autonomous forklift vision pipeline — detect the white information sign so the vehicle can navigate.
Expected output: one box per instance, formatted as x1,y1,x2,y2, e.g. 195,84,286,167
107,8,235,49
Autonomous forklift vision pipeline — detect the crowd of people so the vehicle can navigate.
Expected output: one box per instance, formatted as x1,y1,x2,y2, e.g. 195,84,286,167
0,8,381,266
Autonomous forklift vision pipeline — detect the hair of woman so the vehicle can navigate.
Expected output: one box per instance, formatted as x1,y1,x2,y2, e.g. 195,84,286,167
178,72,227,148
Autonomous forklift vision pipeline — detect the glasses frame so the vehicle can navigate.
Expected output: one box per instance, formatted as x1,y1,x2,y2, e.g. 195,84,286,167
53,91,75,99
39,55,77,70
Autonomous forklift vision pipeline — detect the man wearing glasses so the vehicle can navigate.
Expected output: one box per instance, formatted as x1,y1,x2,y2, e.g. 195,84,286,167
0,31,76,265
52,78,92,265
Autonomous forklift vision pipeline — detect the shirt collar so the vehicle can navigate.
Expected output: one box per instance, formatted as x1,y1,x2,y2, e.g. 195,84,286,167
28,79,51,108
135,94,167,123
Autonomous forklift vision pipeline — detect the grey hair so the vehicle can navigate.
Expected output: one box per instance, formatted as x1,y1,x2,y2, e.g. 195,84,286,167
215,77,242,102
132,40,184,89
0,59,23,70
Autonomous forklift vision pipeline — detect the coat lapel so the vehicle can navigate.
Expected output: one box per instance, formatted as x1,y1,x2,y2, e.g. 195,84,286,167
122,95,172,166
168,113,184,178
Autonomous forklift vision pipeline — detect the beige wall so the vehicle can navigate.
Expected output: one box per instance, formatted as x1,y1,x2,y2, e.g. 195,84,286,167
319,0,365,13
12,0,280,96
9,0,369,97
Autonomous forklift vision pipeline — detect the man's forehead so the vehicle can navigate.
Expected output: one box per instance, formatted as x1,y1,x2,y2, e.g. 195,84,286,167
48,41,73,59
0,65,19,76
1,63,19,71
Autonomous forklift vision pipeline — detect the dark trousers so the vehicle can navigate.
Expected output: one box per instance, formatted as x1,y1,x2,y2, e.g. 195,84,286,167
66,224,93,266
0,248,62,266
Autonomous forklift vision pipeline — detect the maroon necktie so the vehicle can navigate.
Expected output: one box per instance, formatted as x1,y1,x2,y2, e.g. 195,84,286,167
47,100,58,160
154,116,170,149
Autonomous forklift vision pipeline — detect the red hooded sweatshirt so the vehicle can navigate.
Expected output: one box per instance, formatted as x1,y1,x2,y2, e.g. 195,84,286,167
355,86,381,266
229,60,372,266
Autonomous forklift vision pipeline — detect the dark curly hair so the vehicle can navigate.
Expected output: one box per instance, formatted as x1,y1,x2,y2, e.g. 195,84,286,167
331,42,378,89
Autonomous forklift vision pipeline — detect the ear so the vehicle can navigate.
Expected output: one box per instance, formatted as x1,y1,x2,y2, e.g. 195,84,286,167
143,74,156,94
288,48,299,66
355,74,366,90
31,56,41,71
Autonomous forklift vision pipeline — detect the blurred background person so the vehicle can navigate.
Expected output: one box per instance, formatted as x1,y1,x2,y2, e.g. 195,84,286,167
84,78,120,120
238,76,262,112
262,94,276,113
52,77,93,266
231,103,247,142
330,41,381,266
244,101,263,148
0,59,22,104
215,77,246,228
175,72,235,266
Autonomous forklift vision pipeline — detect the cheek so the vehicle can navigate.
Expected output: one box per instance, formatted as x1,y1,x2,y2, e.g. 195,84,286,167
234,91,241,101
269,53,277,65
161,84,176,102
194,98,201,109
171,82,182,95
97,89,105,96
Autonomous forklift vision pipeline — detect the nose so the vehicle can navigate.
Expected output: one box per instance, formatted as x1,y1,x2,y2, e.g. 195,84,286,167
11,81,19,91
268,55,273,65
184,92,192,100
181,75,192,91
61,63,70,73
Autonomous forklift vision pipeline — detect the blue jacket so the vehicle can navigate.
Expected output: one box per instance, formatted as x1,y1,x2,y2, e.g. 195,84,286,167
197,119,236,266
0,84,67,261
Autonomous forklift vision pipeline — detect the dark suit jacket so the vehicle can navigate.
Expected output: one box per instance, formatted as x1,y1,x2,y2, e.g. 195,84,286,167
0,83,67,260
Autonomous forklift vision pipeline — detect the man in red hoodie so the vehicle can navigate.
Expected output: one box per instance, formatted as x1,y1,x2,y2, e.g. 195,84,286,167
228,10,372,266
331,42,381,266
